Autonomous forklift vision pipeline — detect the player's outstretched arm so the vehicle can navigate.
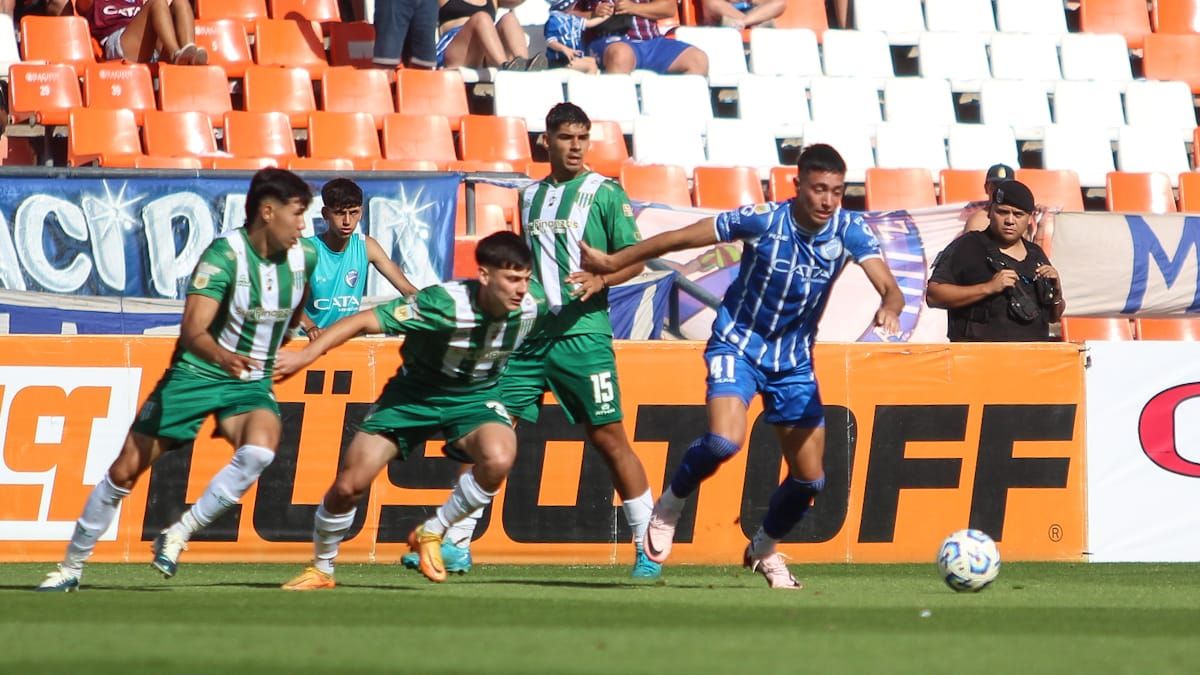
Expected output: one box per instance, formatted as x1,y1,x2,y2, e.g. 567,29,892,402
274,309,383,379
365,236,420,297
580,217,718,274
860,258,905,336
181,294,260,378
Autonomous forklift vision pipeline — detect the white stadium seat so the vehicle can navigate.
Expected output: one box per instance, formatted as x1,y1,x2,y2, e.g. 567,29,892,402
884,77,956,130
632,115,706,173
1053,80,1126,141
874,122,949,173
1117,125,1191,186
566,73,640,134
988,32,1062,91
1059,33,1134,84
809,76,882,126
673,26,748,87
748,28,821,79
1124,80,1198,141
995,0,1069,39
917,31,991,93
853,0,925,45
923,0,996,35
493,71,564,133
947,123,1019,170
736,74,809,138
801,122,876,183
822,29,894,84
638,74,713,134
1042,123,1116,188
705,118,780,176
980,78,1052,141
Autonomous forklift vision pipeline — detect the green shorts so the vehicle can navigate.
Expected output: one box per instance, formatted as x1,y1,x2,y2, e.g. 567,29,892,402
501,333,622,426
357,376,513,461
130,366,279,441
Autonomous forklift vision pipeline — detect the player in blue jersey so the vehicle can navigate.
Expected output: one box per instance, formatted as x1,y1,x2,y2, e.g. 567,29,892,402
580,144,903,589
298,178,419,338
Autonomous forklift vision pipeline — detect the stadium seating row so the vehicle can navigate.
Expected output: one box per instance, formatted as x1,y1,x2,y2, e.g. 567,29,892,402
1061,316,1200,342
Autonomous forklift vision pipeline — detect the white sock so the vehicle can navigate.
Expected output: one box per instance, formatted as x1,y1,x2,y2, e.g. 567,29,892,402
64,473,130,571
656,486,687,523
313,504,356,575
169,444,274,542
425,472,496,537
748,526,778,559
443,507,483,548
622,489,654,543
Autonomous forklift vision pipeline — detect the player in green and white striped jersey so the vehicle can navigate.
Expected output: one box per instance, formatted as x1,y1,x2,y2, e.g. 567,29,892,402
277,232,547,589
429,102,662,579
38,169,317,592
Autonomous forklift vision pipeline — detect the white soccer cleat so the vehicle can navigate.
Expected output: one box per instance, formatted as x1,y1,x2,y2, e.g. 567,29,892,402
151,530,188,578
743,546,802,590
643,508,678,564
35,565,81,592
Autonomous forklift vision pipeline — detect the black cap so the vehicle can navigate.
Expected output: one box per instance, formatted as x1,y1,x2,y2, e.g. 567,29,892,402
985,163,1015,184
991,179,1035,213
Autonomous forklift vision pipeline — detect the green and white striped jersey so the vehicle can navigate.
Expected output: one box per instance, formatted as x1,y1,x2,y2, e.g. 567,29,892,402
519,171,640,338
374,280,546,391
177,229,318,381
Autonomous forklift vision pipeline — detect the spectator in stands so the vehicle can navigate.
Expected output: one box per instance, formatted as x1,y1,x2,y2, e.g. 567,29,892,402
963,163,1015,233
701,0,783,29
927,180,1064,342
576,0,708,75
372,0,438,69
436,0,548,70
88,0,208,64
544,0,604,73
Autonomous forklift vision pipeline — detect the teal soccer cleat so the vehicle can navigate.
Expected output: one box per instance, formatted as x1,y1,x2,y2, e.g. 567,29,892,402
401,541,473,574
150,530,188,578
631,544,662,579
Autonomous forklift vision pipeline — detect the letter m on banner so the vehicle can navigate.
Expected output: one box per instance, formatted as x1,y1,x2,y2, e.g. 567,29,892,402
1123,215,1200,313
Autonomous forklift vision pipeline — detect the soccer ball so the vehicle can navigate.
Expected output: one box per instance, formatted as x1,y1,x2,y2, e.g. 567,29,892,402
936,529,1001,592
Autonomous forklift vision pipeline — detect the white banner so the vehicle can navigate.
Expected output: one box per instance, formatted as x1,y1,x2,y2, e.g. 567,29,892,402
1085,342,1200,562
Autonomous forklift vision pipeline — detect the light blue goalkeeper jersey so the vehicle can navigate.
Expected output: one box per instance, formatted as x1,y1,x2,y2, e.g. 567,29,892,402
304,232,369,328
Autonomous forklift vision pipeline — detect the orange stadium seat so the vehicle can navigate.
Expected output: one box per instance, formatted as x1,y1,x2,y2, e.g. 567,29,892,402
269,0,340,22
865,168,937,210
451,159,519,227
1153,0,1200,33
328,21,376,68
1105,172,1177,213
372,158,439,171
524,160,551,180
67,108,141,167
253,18,328,79
157,64,233,128
20,16,95,77
194,20,254,78
939,169,988,204
8,63,82,127
458,115,532,164
142,110,219,162
775,0,829,37
1178,172,1200,211
382,113,456,169
693,166,766,209
136,155,205,169
197,0,268,32
769,165,798,201
1079,0,1152,49
223,110,298,161
1135,316,1200,340
322,67,394,129
243,65,317,128
453,236,482,279
82,62,155,126
1062,317,1135,341
621,163,692,208
1143,33,1200,93
584,120,631,177
307,111,382,170
1015,169,1085,212
213,156,280,169
288,157,355,170
396,69,470,132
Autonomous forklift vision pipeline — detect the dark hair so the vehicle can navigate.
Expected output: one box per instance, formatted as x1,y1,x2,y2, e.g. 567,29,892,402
796,143,847,175
245,168,313,225
475,231,533,270
545,102,591,135
321,178,364,211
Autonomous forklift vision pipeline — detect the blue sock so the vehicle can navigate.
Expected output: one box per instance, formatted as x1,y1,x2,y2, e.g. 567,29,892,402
669,433,740,499
762,475,825,539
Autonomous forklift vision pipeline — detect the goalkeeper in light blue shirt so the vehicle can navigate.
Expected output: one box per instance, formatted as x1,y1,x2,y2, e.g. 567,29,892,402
300,178,419,338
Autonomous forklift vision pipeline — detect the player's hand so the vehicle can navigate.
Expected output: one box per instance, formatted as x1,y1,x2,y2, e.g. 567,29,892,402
273,347,314,381
579,241,618,274
1034,263,1059,282
989,269,1018,294
566,271,606,301
873,307,901,337
305,325,324,341
217,351,259,380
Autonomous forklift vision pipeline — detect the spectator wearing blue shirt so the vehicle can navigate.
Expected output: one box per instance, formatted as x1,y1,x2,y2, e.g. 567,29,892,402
544,0,604,72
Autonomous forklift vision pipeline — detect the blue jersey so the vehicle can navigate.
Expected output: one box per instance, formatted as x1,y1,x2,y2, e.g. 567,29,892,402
305,232,369,328
545,11,585,65
711,202,882,372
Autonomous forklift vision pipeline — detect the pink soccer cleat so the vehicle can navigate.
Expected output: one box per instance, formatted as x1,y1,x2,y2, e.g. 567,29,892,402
743,545,803,590
642,510,677,564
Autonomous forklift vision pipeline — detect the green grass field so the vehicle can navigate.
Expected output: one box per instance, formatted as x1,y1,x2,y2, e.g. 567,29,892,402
1,561,1197,674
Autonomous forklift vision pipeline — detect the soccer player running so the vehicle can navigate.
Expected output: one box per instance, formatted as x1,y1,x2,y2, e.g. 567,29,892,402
36,168,318,591
581,144,904,589
298,178,419,338
408,102,662,579
278,232,546,589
